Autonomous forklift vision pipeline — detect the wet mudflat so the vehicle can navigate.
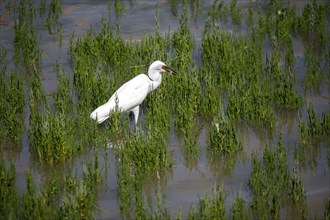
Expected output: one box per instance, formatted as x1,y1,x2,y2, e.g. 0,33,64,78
0,0,329,219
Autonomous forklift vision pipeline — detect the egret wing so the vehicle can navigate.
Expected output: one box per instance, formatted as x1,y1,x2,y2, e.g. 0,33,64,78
90,74,151,124
114,75,151,111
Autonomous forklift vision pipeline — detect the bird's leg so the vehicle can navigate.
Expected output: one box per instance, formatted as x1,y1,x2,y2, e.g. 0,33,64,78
131,106,140,125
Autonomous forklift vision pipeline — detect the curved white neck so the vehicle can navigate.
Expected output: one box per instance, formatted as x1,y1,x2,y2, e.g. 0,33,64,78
148,69,162,92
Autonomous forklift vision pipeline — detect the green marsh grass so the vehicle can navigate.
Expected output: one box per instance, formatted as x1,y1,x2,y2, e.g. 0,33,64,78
208,109,242,155
188,184,226,219
230,0,242,27
13,0,41,73
116,131,172,218
299,0,329,89
20,151,102,219
0,160,19,219
54,60,73,114
0,70,25,147
45,0,62,34
249,138,307,219
1,0,330,218
297,102,330,168
230,195,250,220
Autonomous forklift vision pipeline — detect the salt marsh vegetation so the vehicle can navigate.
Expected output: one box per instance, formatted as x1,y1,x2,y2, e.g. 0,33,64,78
0,0,329,219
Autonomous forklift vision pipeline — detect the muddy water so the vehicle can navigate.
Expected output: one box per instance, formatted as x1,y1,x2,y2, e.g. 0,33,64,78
0,0,329,219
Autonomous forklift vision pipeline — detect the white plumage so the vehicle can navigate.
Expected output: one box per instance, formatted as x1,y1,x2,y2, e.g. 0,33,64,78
90,60,176,124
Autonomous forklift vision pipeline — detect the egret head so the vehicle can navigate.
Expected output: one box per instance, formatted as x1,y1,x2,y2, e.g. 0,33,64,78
149,60,177,76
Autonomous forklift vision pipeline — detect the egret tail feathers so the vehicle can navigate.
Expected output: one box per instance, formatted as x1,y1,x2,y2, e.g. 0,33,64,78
90,106,111,124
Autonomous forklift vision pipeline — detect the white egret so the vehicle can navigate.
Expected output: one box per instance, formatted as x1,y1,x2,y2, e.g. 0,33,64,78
90,60,177,124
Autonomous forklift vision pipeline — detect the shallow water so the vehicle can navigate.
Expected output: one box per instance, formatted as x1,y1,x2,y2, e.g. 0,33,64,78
0,0,329,219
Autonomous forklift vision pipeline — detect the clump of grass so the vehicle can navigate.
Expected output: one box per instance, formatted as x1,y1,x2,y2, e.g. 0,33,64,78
274,6,299,46
246,2,254,28
13,0,41,73
297,102,329,167
200,23,276,129
28,66,76,164
22,172,53,219
182,125,202,170
265,46,302,109
0,160,19,219
249,137,307,219
28,59,102,164
230,195,250,220
116,131,172,218
208,110,242,155
298,0,329,90
299,102,329,146
152,193,171,219
322,195,330,220
45,0,62,34
114,0,126,18
250,7,267,43
170,4,199,134
230,0,242,26
0,69,25,146
61,154,101,219
188,184,226,219
262,0,299,47
303,44,326,89
300,0,327,48
207,109,242,175
208,0,229,25
20,151,102,219
53,60,73,114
